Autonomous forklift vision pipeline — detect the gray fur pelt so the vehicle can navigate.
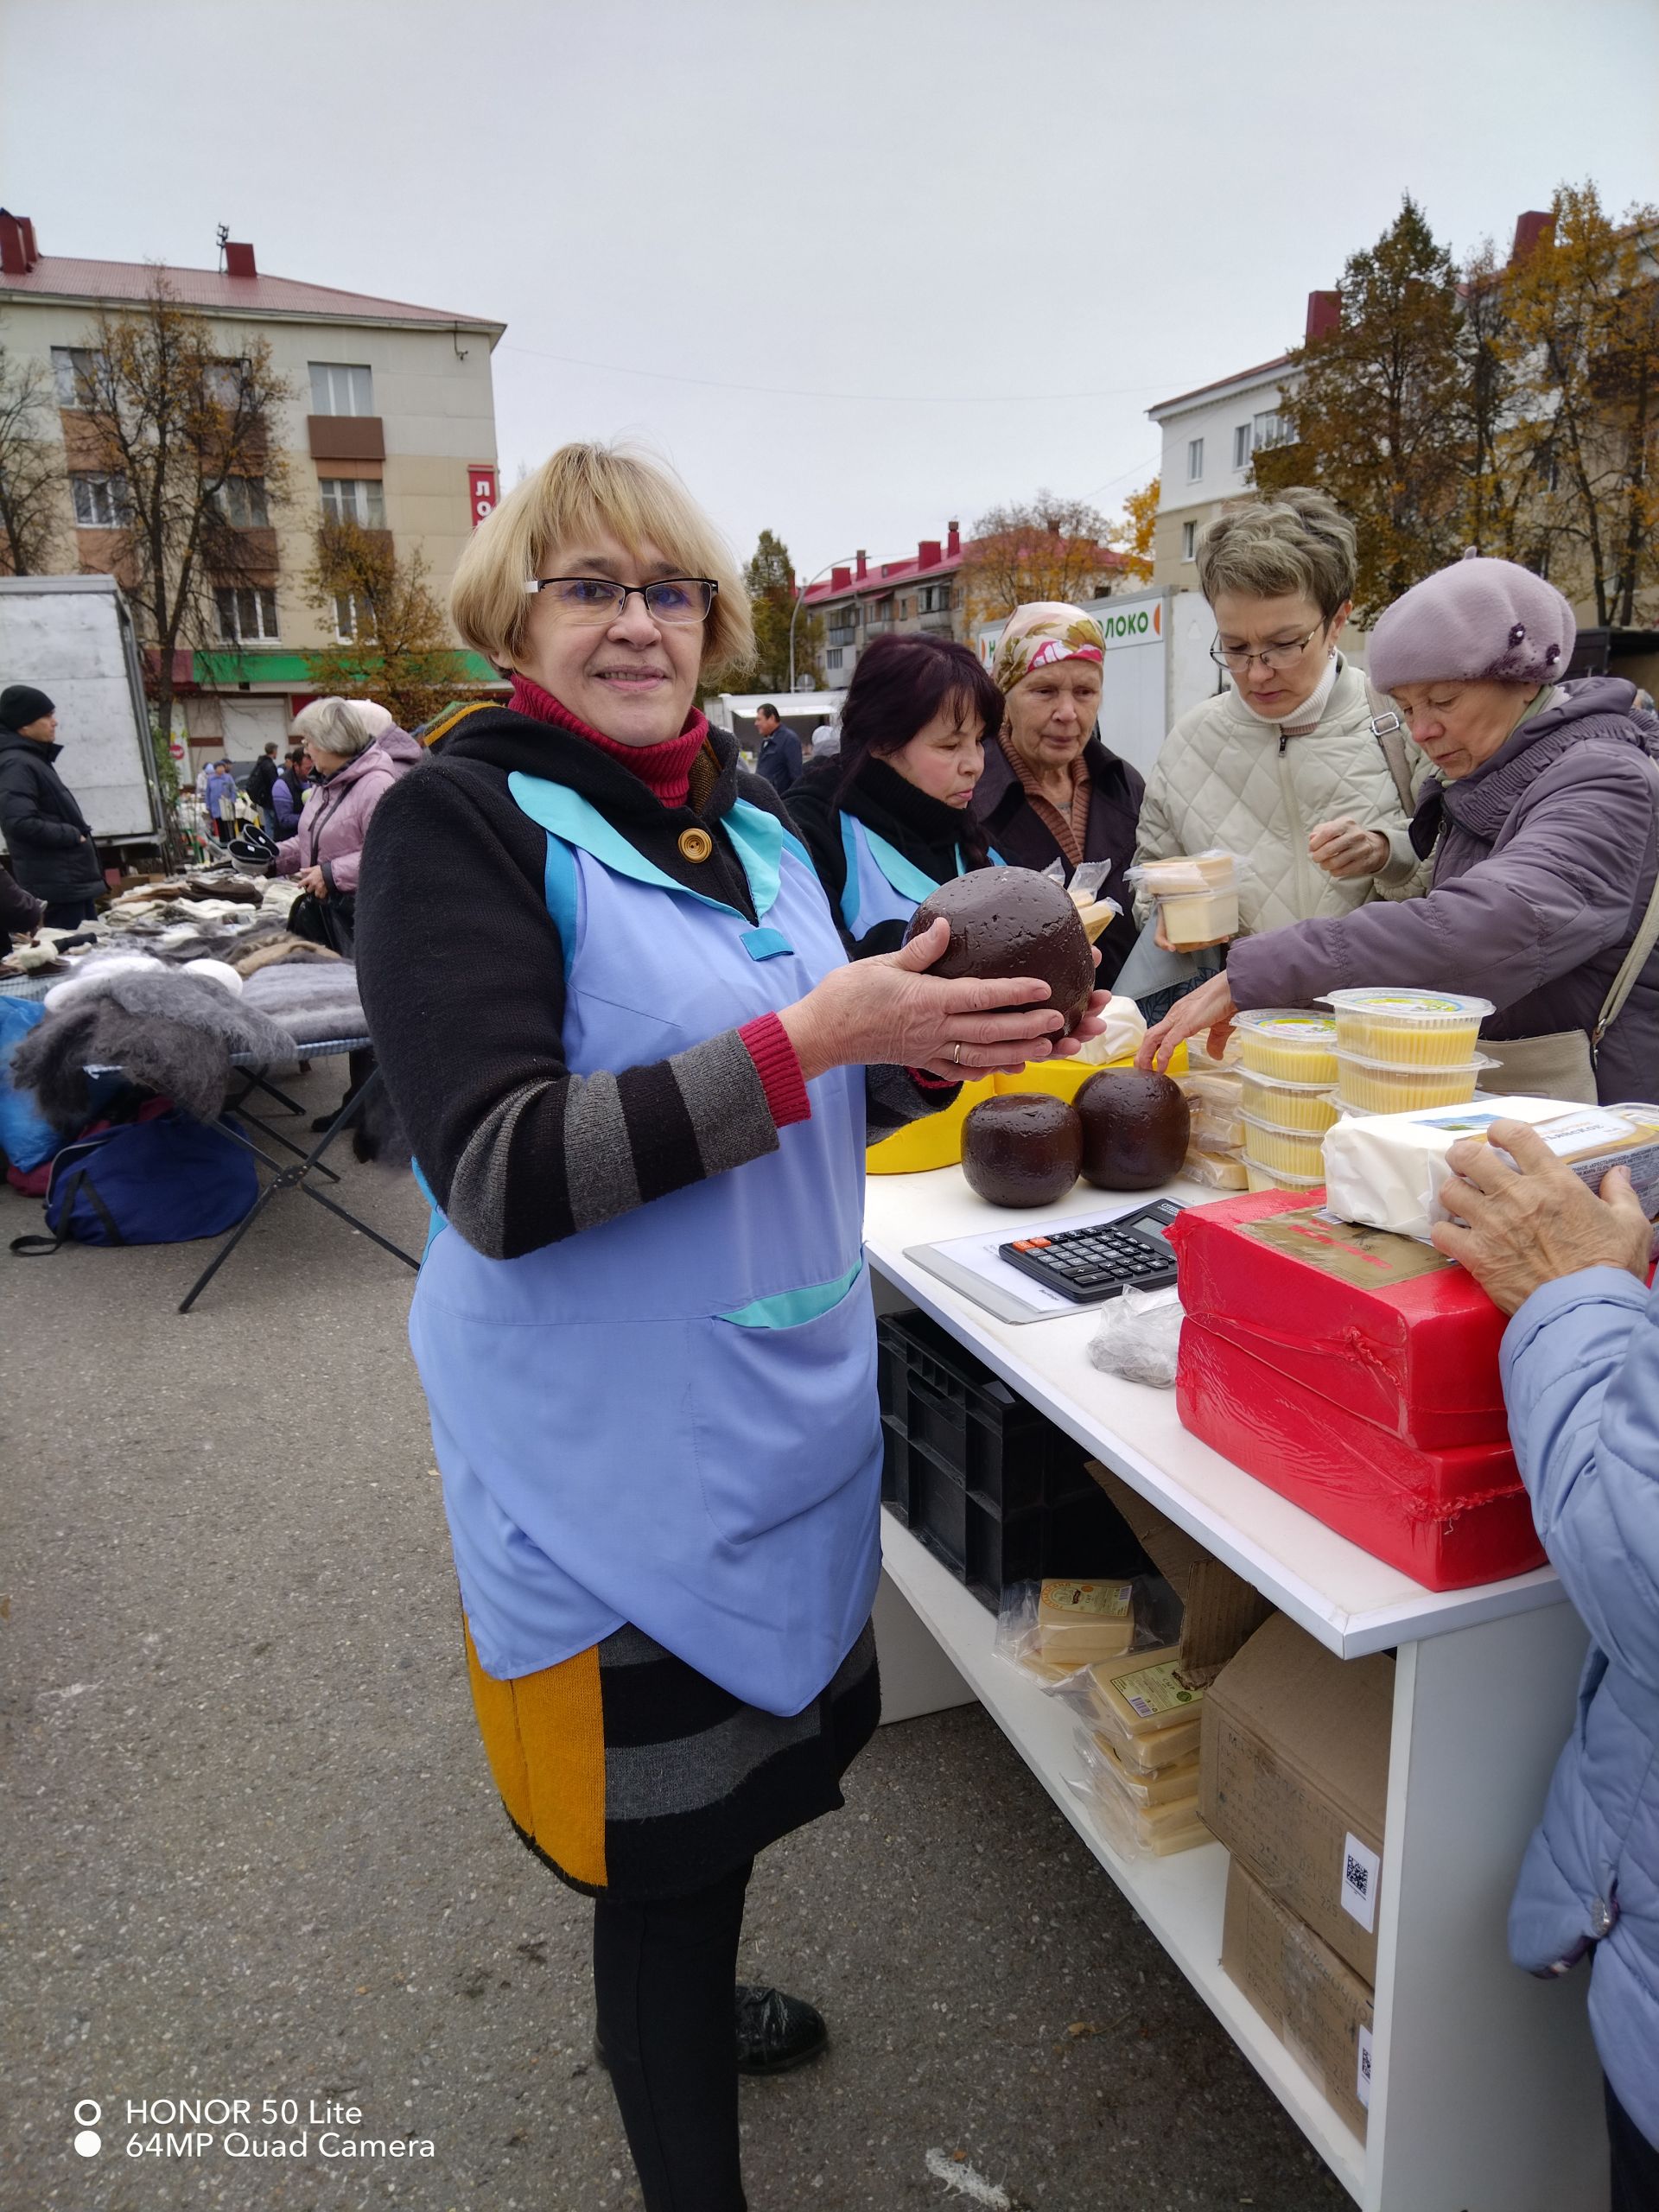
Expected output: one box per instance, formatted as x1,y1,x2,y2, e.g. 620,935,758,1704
239,963,366,1043
10,969,299,1127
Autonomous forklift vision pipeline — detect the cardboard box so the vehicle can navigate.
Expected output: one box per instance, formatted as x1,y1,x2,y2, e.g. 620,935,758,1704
1085,1459,1274,1681
1222,1857,1375,2139
1176,1317,1544,1591
1200,1613,1393,1984
1169,1187,1509,1449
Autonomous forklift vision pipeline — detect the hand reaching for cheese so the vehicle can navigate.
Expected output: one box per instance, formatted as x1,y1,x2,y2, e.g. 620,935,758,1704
1432,1120,1652,1314
1308,817,1391,880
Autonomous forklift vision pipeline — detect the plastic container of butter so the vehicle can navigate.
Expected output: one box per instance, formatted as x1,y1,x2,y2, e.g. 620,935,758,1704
1237,1069,1340,1135
1241,1114,1326,1181
1319,988,1495,1067
1130,852,1240,950
1334,1050,1498,1116
1244,1158,1325,1195
1232,1010,1340,1084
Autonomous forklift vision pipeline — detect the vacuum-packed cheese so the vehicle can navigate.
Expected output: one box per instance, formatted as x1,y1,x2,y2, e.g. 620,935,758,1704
1322,1096,1626,1243
1036,1580,1136,1662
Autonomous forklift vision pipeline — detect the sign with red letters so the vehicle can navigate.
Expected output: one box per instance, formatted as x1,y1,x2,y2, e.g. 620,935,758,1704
468,465,499,529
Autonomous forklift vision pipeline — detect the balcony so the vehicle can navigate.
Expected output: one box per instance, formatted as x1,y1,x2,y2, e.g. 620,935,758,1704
308,414,385,462
827,626,857,648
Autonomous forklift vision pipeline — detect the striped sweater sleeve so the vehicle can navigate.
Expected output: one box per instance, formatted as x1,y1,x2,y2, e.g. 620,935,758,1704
355,765,783,1261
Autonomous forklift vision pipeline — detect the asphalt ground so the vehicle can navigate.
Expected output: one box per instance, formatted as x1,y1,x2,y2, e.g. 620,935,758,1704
2,1065,1350,2212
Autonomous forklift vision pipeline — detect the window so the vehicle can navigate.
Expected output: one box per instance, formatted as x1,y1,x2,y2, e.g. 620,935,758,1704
1187,436,1205,482
215,476,270,528
319,476,385,527
919,582,952,613
826,647,844,672
71,472,127,526
205,357,251,405
52,346,103,406
1232,423,1252,470
215,586,279,643
1181,520,1197,562
334,592,374,642
308,362,374,416
1253,409,1287,450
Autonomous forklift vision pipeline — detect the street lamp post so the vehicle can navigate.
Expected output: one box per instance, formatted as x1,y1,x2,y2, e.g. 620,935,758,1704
789,554,856,695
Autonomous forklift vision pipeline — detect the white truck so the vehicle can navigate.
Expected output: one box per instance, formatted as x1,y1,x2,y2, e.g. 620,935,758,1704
0,574,168,863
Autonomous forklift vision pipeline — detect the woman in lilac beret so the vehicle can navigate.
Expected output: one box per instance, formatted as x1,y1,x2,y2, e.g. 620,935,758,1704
1140,556,1659,1103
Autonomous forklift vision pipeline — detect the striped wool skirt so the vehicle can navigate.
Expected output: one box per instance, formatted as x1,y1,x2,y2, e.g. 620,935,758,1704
463,1615,880,1901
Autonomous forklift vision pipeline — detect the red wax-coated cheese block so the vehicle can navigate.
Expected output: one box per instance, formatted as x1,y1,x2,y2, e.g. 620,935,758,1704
1168,1189,1510,1450
1176,1317,1545,1591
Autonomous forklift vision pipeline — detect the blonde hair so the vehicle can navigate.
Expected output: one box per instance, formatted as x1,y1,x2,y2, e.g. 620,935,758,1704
290,697,380,759
1197,488,1357,620
451,442,754,677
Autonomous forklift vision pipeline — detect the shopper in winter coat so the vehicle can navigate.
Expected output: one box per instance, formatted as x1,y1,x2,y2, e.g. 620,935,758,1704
972,602,1143,988
269,766,300,838
274,700,421,906
0,684,105,927
245,742,281,837
0,856,45,957
1431,1119,1659,2209
354,442,1106,2212
1134,490,1421,947
1141,559,1659,1105
788,632,1003,957
203,760,239,843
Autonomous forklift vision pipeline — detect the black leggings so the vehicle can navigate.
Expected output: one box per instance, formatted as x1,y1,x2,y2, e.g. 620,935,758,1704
593,1860,753,2212
1607,2076,1659,2212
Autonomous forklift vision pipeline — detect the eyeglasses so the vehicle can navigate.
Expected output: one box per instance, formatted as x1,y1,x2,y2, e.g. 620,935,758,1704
1209,620,1325,673
524,575,717,626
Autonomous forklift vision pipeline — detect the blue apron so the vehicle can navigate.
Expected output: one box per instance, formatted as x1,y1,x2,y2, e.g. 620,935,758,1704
410,784,881,1717
838,813,962,934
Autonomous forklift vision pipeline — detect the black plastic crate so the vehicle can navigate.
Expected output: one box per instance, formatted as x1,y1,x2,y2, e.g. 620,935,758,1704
963,1482,1152,1611
877,1310,1101,1516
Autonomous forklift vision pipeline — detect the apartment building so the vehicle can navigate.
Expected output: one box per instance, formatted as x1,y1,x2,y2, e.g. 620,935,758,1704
1143,296,1341,593
0,211,505,763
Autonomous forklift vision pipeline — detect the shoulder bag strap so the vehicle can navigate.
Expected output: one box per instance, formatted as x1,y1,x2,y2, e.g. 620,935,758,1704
1363,677,1419,817
1593,836,1659,1048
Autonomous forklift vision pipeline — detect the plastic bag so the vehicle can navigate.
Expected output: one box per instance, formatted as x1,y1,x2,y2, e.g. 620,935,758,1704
1070,992,1147,1065
1087,1284,1185,1389
1183,1147,1249,1190
993,1573,1183,1687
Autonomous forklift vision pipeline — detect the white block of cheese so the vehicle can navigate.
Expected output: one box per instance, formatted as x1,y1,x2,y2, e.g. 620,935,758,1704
1320,1096,1572,1242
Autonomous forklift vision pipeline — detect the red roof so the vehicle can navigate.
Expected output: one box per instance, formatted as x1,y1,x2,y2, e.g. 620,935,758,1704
1147,353,1291,416
0,252,503,333
801,537,1123,606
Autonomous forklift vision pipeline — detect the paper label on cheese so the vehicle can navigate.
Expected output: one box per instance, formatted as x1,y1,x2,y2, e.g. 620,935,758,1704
1042,1580,1134,1618
1357,2025,1374,2110
1240,1204,1456,1286
1341,1830,1381,1934
1109,1659,1205,1719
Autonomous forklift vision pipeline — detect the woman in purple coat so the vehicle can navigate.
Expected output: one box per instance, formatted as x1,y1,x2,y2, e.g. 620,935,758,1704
1141,558,1659,1104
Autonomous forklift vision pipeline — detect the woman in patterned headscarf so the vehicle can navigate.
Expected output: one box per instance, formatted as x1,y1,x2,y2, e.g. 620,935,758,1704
969,601,1144,987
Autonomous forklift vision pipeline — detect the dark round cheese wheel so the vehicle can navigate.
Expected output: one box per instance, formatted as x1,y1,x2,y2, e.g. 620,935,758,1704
961,1094,1084,1207
905,867,1094,1035
1075,1069,1191,1191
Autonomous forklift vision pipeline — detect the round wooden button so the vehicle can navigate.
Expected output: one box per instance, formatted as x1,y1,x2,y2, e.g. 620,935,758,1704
677,828,714,862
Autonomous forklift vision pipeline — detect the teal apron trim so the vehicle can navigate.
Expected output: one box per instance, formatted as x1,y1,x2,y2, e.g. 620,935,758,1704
861,822,946,905
740,927,793,960
507,773,789,924
410,1158,448,1262
717,1255,864,1330
839,814,864,929
542,832,580,981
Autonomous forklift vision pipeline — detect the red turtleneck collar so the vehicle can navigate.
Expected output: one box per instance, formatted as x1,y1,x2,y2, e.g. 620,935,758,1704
509,672,709,809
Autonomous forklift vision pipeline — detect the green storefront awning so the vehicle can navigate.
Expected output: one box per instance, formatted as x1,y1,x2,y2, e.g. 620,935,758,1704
194,649,505,688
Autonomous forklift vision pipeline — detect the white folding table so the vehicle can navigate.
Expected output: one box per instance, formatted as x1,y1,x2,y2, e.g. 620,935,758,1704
864,1164,1604,2212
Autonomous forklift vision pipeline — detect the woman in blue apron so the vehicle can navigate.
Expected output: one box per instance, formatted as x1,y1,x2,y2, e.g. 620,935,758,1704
354,443,1106,2212
788,632,1005,956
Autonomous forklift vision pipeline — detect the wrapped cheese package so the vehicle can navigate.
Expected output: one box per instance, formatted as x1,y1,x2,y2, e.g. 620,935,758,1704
1320,1095,1651,1243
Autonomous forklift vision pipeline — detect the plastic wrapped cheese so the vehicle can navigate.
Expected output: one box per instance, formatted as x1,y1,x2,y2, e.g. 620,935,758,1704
1321,1096,1582,1242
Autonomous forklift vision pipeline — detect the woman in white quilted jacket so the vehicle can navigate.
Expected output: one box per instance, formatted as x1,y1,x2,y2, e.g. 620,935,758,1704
1129,491,1421,1013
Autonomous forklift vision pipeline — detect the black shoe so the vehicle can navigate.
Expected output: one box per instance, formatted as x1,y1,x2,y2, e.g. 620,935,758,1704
593,1985,829,2078
310,1103,350,1132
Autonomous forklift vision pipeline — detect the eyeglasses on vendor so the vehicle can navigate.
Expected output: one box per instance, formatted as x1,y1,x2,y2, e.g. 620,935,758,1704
524,575,719,625
1209,620,1325,673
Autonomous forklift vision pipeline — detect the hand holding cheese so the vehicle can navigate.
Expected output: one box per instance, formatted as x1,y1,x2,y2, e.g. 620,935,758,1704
1431,1118,1653,1315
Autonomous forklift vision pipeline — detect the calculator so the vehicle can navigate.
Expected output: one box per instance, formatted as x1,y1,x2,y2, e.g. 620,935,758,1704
999,1198,1185,1304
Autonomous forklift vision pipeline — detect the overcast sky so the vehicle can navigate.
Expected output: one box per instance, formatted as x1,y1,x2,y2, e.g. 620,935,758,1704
4,0,1657,585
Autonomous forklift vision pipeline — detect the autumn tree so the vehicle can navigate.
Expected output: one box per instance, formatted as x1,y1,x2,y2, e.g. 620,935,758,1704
744,529,821,691
67,275,291,747
962,493,1116,622
1254,199,1468,618
0,321,65,575
301,517,465,730
1111,477,1159,585
1501,182,1659,627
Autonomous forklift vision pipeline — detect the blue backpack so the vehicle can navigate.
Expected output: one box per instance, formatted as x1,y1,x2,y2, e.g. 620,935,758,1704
10,1112,257,1252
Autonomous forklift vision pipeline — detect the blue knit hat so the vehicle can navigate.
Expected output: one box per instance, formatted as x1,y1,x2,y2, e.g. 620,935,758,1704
1369,555,1573,692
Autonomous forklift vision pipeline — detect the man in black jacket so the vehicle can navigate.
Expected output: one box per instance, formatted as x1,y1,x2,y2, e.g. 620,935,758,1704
245,741,281,837
753,703,803,797
0,685,105,927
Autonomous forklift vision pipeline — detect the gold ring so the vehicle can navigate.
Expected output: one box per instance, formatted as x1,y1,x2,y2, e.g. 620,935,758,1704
952,1041,963,1065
